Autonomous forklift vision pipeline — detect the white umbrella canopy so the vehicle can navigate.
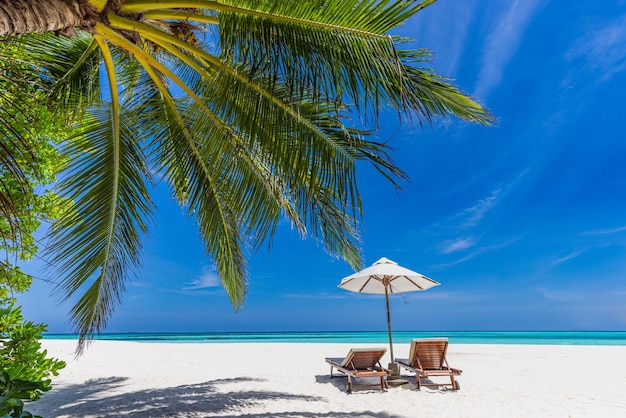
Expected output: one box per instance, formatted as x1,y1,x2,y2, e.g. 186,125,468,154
338,257,440,364
338,257,440,294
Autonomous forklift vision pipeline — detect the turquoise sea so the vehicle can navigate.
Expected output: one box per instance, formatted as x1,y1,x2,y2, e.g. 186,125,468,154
44,331,626,345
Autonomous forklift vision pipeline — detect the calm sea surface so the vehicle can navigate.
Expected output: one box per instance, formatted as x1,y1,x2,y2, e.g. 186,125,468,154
43,331,626,345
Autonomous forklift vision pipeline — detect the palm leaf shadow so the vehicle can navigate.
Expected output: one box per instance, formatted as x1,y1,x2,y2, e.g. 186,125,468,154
31,375,404,417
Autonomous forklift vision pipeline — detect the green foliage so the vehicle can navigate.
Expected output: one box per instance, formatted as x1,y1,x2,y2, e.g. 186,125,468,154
0,38,70,416
0,304,66,400
0,370,46,418
0,303,65,417
0,38,71,290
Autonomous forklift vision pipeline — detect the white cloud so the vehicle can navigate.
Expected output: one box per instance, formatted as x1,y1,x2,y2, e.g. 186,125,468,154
428,188,502,256
474,0,542,98
440,237,475,254
437,252,480,268
584,225,626,236
408,2,476,78
183,267,221,290
550,249,588,267
566,15,626,82
434,186,503,236
444,169,529,232
404,290,489,303
284,292,348,300
536,287,585,303
435,237,520,268
458,188,501,228
427,170,527,261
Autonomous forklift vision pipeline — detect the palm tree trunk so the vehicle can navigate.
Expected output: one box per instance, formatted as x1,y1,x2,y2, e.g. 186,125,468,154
0,0,93,36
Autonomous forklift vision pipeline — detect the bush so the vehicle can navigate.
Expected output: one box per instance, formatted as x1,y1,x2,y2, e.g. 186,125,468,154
0,303,66,417
0,370,47,418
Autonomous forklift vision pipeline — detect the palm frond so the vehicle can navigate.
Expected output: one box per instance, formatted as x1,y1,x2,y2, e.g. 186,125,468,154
46,104,155,352
140,90,250,305
214,0,443,118
18,33,102,112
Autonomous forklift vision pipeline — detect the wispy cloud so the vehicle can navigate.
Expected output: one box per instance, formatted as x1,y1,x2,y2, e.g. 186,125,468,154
439,237,476,254
432,186,504,250
409,2,476,78
284,292,348,300
434,237,521,268
183,266,221,291
437,169,529,238
584,225,626,236
536,287,586,303
550,249,588,267
413,290,491,303
566,15,626,82
457,188,502,229
474,0,542,98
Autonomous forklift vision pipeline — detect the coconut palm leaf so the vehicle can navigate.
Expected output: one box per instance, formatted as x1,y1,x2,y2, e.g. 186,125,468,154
19,33,102,112
46,104,155,350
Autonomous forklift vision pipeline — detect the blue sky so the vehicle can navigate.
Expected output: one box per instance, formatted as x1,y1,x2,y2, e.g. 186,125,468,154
18,0,626,333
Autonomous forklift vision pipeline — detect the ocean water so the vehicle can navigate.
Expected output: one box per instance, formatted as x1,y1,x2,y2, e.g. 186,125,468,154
43,331,626,345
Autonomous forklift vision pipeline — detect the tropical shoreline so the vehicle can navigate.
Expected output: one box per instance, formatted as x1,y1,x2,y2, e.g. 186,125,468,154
43,330,626,345
30,340,626,417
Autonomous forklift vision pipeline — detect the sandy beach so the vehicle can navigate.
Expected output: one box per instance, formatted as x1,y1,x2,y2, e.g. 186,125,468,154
29,340,626,417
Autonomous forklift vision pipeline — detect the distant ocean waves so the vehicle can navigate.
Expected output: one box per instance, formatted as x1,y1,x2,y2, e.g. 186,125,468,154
43,331,626,345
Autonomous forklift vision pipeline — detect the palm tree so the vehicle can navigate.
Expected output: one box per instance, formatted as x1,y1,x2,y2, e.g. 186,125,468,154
0,0,492,350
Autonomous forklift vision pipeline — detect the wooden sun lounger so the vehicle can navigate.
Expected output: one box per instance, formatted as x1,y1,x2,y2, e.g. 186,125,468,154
394,338,462,390
325,348,389,393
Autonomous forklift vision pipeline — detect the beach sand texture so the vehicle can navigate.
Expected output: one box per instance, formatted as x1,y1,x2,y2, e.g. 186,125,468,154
29,340,626,417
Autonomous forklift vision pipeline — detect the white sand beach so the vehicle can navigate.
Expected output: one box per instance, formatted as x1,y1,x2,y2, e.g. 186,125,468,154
30,340,626,417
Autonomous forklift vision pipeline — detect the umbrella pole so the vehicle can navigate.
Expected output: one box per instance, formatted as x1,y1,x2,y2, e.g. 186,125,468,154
384,285,394,363
384,284,403,380
385,286,400,378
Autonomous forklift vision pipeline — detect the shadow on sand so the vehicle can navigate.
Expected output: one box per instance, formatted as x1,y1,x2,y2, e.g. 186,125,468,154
32,375,405,417
314,374,399,394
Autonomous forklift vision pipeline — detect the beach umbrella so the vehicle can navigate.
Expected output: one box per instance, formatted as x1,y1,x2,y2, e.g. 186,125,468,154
337,257,440,364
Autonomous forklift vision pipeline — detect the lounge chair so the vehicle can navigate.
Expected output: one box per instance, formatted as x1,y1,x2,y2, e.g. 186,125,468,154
394,338,462,390
325,348,389,393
